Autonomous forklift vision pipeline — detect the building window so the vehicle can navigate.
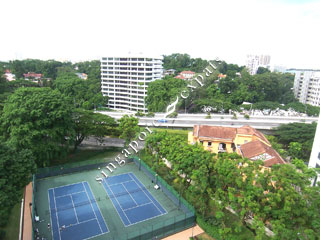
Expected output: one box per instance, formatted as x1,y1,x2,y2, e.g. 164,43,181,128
208,142,212,147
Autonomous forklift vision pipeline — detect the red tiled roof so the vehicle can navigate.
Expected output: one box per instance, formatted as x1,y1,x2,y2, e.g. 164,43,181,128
193,125,237,140
175,75,185,79
240,140,285,167
23,72,43,78
180,71,195,74
237,125,270,145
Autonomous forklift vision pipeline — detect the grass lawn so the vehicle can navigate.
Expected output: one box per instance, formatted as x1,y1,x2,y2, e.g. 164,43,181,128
150,128,189,138
50,147,121,166
0,202,21,240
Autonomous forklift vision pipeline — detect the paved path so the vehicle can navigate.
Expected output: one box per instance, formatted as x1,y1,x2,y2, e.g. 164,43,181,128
162,224,204,240
22,182,32,240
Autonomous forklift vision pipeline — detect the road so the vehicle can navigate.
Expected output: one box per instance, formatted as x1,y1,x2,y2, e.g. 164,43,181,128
97,111,317,130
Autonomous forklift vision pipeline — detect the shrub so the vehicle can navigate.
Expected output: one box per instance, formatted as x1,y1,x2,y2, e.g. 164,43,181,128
205,112,211,119
135,111,145,117
197,216,221,240
146,112,155,117
168,111,178,118
231,113,238,120
244,114,250,119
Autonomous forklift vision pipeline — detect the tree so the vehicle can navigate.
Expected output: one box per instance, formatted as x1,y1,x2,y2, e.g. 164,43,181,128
0,144,36,226
145,77,186,112
54,72,107,110
117,115,139,144
256,67,270,74
1,87,75,167
73,109,117,150
275,122,316,161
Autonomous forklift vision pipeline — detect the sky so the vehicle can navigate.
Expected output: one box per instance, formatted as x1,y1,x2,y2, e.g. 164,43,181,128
1,0,320,69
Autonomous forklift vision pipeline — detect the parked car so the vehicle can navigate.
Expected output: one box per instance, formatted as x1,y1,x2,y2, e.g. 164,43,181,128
157,119,168,123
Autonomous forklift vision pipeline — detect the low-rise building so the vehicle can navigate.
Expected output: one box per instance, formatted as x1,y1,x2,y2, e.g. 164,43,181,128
188,125,285,167
23,72,43,80
76,73,88,80
175,70,195,80
3,69,16,81
163,69,176,76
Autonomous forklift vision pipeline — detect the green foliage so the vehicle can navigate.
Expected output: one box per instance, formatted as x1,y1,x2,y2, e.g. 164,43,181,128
146,112,155,117
197,216,221,240
135,111,145,117
244,114,250,119
285,102,320,116
145,77,186,112
275,122,316,160
53,72,107,110
168,111,178,118
205,112,211,119
9,59,69,79
252,101,283,110
163,53,209,73
231,113,238,119
1,87,75,167
73,109,117,150
117,115,139,144
144,131,320,239
0,144,36,226
256,67,270,74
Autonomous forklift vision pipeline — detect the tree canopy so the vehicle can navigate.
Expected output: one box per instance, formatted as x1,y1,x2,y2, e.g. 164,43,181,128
117,115,139,144
144,131,320,239
73,109,118,150
0,144,36,226
145,76,186,112
1,87,75,167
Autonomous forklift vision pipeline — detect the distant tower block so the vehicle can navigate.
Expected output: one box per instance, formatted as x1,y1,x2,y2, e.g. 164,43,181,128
309,114,320,185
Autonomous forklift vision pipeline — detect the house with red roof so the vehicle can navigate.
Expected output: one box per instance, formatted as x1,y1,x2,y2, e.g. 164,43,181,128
175,70,195,80
188,125,285,167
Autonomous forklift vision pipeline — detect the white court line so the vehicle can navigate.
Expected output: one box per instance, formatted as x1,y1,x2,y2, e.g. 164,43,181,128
121,183,139,206
55,190,86,199
53,188,62,240
104,179,131,225
82,182,103,234
128,173,163,214
48,181,86,193
123,202,153,212
85,182,109,233
63,218,97,229
70,194,79,224
107,179,134,186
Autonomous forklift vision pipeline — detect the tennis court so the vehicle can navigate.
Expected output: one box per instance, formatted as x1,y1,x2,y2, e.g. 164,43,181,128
48,182,108,240
102,172,167,227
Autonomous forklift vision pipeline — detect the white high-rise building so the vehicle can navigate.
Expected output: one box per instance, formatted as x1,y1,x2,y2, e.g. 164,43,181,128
246,55,271,75
293,70,320,106
101,55,163,112
309,114,320,185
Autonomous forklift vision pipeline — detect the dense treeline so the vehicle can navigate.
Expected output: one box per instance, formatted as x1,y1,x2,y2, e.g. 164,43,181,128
0,59,106,109
150,53,320,116
163,53,209,73
145,76,186,112
143,131,320,239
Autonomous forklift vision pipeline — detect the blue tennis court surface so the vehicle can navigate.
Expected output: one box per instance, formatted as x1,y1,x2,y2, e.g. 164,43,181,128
48,182,108,240
102,172,167,227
